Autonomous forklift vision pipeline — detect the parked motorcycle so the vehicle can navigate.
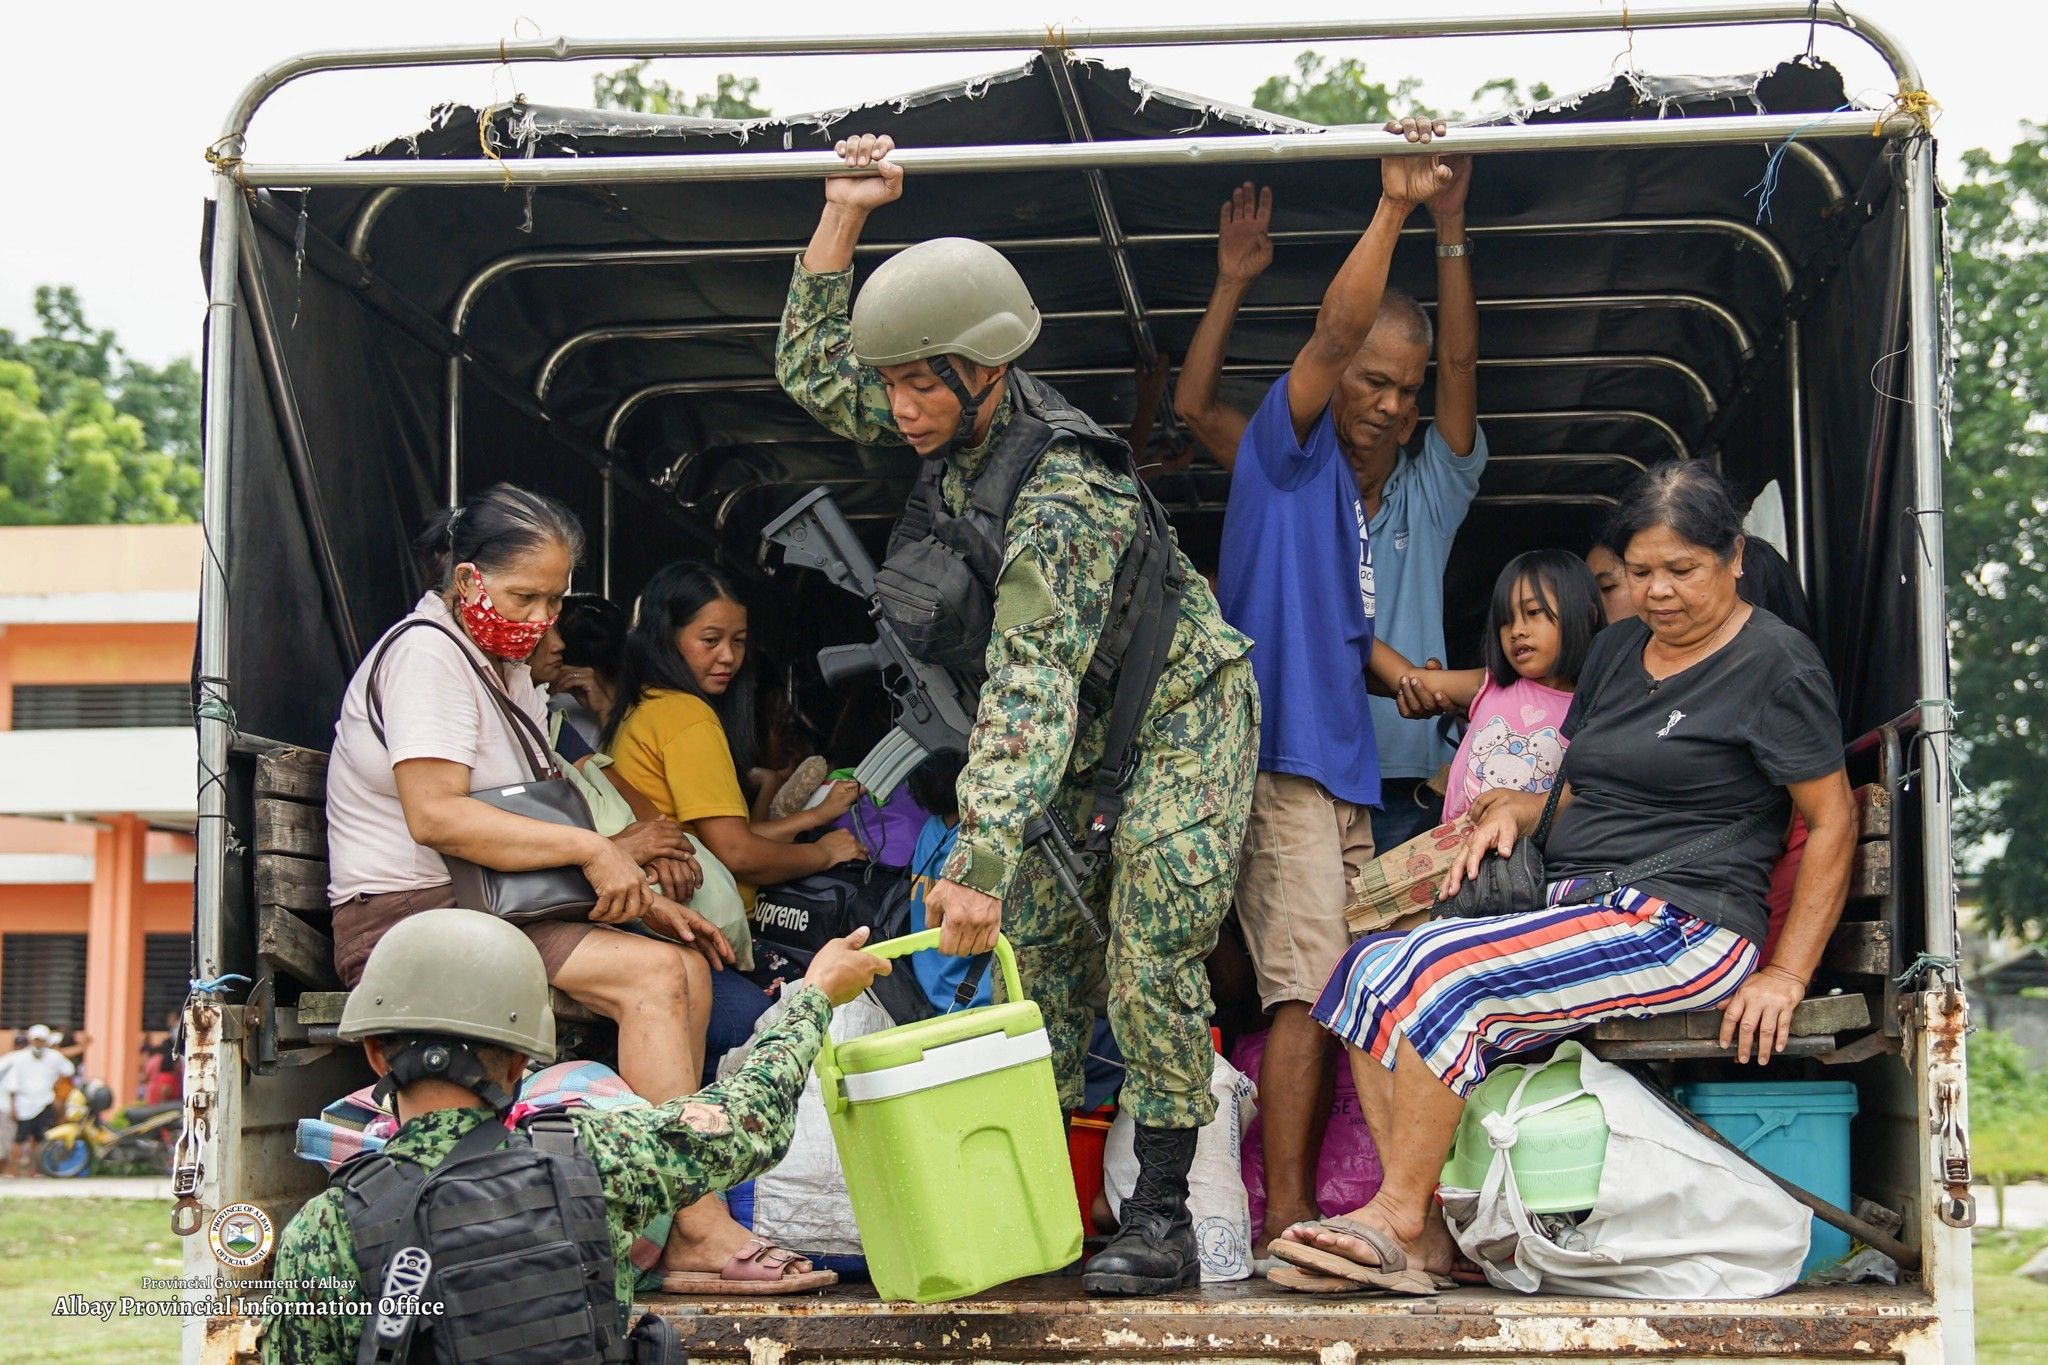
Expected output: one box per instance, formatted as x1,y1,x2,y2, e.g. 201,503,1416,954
37,1080,183,1178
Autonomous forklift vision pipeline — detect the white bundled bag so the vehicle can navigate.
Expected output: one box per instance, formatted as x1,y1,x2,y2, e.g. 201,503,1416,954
1439,1042,1810,1299
1104,1052,1258,1282
727,986,897,1256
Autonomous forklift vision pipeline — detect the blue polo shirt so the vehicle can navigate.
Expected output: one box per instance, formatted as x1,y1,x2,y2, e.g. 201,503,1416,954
1217,375,1381,805
1367,422,1489,782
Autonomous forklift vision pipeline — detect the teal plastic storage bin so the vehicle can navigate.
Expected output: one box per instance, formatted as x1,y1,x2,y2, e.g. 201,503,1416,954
1674,1080,1858,1276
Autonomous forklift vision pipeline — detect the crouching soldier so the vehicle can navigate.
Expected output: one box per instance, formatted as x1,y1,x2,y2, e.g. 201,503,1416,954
776,133,1259,1295
261,910,887,1364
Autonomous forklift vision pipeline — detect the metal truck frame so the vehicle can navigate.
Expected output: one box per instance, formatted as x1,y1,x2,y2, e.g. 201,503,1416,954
186,5,1972,1361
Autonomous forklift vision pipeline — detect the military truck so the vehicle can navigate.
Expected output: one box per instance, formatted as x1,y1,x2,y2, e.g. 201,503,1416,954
182,7,1978,1360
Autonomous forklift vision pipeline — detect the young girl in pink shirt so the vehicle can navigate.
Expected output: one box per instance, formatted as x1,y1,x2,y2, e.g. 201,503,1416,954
1388,549,1605,820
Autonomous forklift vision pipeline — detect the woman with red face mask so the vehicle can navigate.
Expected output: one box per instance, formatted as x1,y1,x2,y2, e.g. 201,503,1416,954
325,482,832,1295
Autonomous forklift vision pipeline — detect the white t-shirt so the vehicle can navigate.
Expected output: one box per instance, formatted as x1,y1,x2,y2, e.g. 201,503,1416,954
326,593,551,901
2,1047,75,1118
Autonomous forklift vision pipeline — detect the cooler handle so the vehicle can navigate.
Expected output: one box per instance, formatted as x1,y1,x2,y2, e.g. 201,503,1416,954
815,931,1023,1116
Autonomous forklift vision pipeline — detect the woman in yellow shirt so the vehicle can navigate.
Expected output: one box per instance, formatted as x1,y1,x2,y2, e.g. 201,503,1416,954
605,562,863,897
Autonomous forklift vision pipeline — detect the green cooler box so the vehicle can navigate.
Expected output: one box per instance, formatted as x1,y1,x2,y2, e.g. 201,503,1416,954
815,931,1083,1302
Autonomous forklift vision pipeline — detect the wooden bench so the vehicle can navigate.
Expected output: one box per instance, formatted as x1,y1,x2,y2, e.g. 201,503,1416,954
250,746,598,1047
1587,779,1899,1064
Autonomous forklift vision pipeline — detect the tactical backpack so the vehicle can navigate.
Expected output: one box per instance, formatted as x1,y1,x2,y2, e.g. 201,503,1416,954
334,1112,682,1365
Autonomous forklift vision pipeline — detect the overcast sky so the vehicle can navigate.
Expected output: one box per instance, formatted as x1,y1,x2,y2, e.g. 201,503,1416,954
0,0,2033,365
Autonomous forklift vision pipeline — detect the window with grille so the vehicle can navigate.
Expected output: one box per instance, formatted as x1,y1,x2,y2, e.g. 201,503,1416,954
142,935,190,1031
0,934,88,1032
10,683,190,730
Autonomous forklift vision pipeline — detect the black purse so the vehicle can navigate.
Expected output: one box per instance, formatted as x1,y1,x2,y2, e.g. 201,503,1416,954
366,618,600,923
1434,781,1565,919
1434,779,1783,920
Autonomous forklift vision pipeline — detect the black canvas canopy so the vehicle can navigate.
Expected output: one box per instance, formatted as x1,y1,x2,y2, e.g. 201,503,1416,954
219,54,1920,756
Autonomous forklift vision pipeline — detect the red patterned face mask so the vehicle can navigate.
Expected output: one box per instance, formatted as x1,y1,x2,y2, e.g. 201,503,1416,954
456,570,556,661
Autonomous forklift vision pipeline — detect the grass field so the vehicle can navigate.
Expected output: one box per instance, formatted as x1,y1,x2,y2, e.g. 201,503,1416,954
0,1199,181,1364
2,1194,2043,1363
1972,1226,2048,1365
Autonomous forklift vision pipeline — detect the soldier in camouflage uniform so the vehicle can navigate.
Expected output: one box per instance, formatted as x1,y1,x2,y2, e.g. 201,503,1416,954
262,911,886,1364
777,133,1258,1295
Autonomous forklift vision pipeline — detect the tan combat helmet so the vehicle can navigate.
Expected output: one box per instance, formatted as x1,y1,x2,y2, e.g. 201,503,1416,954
850,237,1041,368
339,908,556,1062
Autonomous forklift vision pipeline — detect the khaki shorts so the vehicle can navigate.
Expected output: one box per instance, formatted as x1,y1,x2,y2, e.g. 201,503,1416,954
1235,771,1376,1009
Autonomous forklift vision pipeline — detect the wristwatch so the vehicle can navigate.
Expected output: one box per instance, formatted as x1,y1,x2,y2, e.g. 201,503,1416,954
1436,241,1472,259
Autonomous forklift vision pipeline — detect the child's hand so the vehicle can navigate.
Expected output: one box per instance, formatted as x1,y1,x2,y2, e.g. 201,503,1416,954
1396,663,1459,719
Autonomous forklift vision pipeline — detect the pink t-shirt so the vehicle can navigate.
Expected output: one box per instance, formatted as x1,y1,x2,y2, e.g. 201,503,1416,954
326,594,549,901
1442,675,1574,822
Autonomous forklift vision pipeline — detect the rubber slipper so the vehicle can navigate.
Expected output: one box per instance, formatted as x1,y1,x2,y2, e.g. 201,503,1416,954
1270,1218,1439,1296
657,1239,839,1295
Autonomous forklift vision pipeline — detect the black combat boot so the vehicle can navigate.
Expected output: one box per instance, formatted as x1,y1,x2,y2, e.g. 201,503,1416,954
1083,1124,1200,1295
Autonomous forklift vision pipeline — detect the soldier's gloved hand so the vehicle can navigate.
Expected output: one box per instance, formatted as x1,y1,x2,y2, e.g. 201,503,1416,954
825,133,903,211
926,877,1002,958
805,926,893,1006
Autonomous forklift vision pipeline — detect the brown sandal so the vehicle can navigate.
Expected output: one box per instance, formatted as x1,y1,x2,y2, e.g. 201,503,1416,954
1270,1218,1440,1296
657,1239,839,1295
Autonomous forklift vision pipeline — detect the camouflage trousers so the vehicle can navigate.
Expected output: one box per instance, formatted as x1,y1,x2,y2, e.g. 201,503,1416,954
1004,658,1258,1130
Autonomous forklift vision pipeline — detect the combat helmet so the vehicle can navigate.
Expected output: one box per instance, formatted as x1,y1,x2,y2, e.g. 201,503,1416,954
851,237,1041,442
339,909,555,1112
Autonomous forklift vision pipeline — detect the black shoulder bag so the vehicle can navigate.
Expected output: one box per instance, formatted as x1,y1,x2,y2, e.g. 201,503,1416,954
366,618,600,923
1434,781,1780,919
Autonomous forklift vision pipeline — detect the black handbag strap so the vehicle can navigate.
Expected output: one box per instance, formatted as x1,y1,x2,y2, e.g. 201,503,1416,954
365,617,558,783
1576,806,1784,901
1532,779,1779,899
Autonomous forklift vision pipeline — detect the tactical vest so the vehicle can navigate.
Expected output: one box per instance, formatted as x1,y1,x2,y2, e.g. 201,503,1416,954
874,367,1185,848
334,1113,668,1365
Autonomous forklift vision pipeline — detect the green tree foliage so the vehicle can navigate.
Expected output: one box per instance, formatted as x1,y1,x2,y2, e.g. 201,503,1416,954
1947,125,2048,940
1467,76,1556,114
0,286,200,525
1968,1026,2048,1180
1251,53,1556,126
591,65,771,119
1252,52,1433,126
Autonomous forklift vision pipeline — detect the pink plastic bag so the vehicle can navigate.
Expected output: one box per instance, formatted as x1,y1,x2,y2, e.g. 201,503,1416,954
1233,1029,1384,1232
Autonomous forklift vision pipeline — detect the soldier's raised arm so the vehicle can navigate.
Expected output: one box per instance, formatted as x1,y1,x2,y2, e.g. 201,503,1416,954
775,134,909,446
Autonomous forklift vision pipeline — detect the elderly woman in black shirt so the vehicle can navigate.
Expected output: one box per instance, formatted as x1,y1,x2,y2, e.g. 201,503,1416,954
1270,462,1854,1295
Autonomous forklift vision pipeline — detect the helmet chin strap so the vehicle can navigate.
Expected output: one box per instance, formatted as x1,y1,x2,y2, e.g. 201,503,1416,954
374,1036,518,1117
925,354,1000,450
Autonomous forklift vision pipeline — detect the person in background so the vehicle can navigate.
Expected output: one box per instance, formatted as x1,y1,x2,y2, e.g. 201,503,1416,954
2,1025,74,1177
901,754,990,1013
1277,462,1853,1295
603,561,864,900
1180,119,1477,1259
530,593,628,750
1173,123,1488,858
1585,541,1634,626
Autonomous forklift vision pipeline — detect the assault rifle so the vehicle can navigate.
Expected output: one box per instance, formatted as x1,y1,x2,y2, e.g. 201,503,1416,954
762,488,1106,943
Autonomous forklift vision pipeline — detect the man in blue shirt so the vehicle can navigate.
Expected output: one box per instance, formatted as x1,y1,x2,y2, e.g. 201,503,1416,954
1177,118,1483,1255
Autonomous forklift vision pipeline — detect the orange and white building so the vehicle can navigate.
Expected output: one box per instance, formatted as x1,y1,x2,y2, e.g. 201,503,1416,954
0,525,198,1103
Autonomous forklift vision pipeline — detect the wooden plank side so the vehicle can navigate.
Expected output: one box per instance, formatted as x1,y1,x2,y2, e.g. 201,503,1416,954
255,855,330,915
1822,920,1894,976
259,904,339,990
1594,993,1871,1041
254,749,330,803
1855,783,1891,840
255,799,328,859
1848,841,1893,900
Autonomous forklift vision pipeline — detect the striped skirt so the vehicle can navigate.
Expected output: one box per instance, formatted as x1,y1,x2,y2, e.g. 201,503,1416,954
1311,881,1758,1097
